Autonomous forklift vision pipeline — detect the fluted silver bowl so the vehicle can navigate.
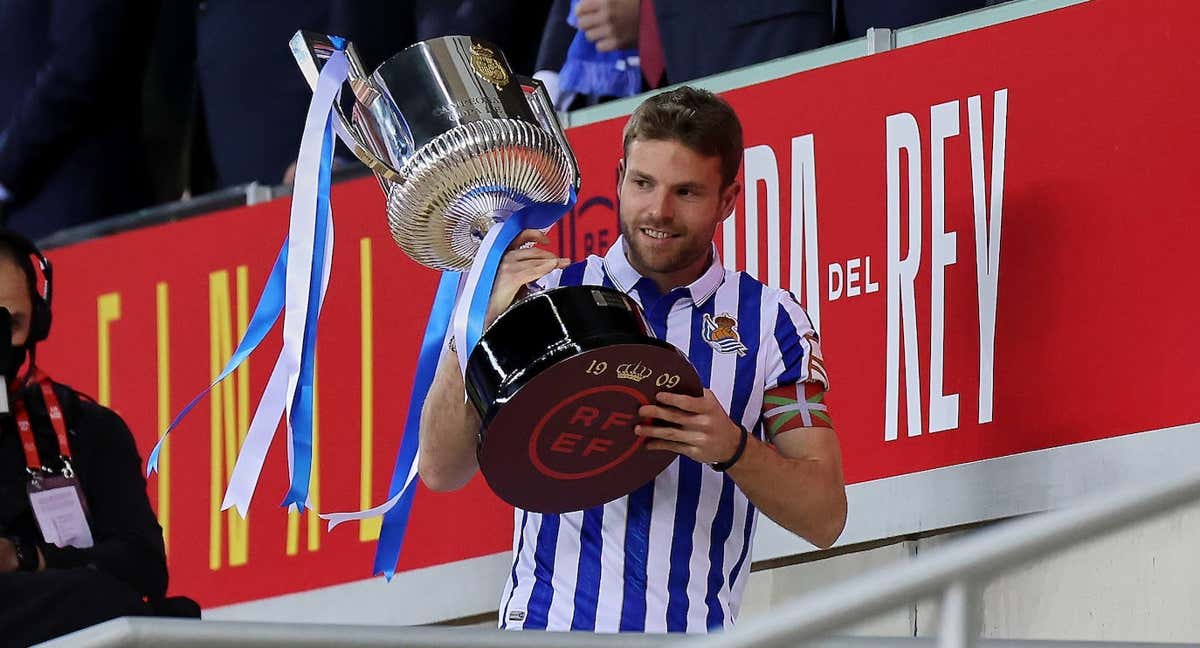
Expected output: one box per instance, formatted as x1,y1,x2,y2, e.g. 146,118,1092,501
385,119,575,271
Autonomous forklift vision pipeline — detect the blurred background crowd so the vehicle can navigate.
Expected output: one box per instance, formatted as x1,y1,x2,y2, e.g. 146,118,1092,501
0,0,1009,243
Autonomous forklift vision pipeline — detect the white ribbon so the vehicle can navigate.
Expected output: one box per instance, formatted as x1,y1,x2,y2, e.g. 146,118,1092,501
220,51,347,515
450,212,513,374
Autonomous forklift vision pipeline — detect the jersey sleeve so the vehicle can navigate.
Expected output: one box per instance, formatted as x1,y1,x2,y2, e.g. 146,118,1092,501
762,291,828,391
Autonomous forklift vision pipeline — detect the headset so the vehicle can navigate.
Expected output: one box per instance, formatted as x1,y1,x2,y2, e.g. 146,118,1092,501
0,231,53,345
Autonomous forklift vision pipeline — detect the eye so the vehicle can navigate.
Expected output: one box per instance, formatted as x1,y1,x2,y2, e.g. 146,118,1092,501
633,178,650,189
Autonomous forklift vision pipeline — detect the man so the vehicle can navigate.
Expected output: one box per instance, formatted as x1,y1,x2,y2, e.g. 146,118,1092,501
419,87,846,633
0,232,171,645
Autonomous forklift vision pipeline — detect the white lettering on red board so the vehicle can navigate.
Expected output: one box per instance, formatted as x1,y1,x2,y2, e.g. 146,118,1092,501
885,89,1008,441
729,134,822,332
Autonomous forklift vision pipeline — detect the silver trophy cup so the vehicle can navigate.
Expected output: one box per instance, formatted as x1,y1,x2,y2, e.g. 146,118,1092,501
291,32,579,270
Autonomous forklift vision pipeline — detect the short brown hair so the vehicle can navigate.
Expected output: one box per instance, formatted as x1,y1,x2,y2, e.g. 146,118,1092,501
622,86,743,186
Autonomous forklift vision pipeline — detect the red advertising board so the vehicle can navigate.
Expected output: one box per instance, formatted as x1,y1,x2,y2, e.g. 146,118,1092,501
35,0,1199,607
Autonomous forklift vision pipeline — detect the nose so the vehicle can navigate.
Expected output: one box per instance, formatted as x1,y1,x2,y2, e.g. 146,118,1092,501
645,187,672,223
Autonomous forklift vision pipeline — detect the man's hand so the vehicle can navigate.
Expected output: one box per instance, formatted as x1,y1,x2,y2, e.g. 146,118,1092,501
575,0,641,52
0,537,18,573
421,229,564,492
486,229,570,327
635,389,743,464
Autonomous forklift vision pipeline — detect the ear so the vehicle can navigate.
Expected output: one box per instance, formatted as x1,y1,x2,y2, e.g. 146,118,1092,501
718,179,742,221
616,158,626,185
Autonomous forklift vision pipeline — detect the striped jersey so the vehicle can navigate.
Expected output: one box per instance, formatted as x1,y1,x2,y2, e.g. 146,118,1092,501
499,236,826,633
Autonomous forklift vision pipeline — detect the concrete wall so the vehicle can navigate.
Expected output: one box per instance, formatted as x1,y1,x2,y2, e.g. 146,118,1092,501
739,500,1200,643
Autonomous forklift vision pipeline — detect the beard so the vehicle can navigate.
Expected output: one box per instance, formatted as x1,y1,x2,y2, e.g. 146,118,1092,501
617,216,714,279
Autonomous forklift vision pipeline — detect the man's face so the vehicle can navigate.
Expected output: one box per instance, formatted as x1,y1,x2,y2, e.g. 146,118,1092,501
0,260,33,347
618,138,740,283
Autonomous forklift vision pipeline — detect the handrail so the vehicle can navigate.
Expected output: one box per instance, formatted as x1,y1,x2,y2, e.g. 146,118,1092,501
38,618,1184,648
689,468,1200,648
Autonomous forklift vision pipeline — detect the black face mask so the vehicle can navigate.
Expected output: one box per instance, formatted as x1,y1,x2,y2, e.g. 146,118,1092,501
0,307,25,385
4,343,26,379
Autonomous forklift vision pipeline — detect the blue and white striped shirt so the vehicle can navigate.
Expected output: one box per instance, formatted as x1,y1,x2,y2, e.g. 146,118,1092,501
499,236,826,633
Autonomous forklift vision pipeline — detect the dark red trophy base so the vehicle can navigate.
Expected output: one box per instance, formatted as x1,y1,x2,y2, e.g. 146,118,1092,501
478,343,701,513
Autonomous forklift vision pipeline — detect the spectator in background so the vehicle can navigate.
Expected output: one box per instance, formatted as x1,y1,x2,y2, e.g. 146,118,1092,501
536,0,834,108
413,0,553,79
0,231,181,646
192,0,553,192
835,0,988,39
193,0,365,191
0,1,159,242
537,0,643,110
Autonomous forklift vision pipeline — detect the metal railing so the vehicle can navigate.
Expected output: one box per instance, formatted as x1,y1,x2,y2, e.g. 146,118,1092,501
38,618,1184,648
687,468,1200,648
42,467,1200,648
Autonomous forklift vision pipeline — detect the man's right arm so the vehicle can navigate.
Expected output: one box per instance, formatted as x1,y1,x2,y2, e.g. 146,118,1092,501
417,344,483,491
417,230,569,492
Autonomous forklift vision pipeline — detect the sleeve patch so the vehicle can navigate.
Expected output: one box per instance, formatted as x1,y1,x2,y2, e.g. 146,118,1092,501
763,381,832,439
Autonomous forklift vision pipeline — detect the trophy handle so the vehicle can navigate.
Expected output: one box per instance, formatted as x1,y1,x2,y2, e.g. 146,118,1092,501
517,76,581,192
290,31,406,185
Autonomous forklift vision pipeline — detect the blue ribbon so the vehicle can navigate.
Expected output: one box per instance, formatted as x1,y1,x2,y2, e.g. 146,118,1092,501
372,186,577,579
372,270,460,578
282,118,336,509
149,37,347,501
463,189,578,356
147,240,289,475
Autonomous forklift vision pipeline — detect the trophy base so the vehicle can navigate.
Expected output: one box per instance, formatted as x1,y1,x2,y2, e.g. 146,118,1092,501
479,344,701,513
468,286,702,513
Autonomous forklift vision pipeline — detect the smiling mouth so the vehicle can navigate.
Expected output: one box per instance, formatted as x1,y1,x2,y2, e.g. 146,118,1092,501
640,228,678,240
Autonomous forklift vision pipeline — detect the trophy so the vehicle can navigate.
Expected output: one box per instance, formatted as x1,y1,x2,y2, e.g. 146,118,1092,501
291,34,700,514
290,33,578,270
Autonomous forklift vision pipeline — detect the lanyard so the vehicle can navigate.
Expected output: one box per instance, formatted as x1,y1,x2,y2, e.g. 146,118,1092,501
14,370,71,476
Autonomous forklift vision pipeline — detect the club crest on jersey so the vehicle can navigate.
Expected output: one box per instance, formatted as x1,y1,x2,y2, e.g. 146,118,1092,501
703,313,748,356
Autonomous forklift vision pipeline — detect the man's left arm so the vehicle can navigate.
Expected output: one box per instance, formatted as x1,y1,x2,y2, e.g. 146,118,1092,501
732,380,846,548
636,292,846,548
637,382,846,548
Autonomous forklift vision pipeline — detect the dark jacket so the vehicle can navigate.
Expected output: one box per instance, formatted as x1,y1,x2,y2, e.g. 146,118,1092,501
0,0,158,241
195,0,551,189
653,0,833,83
836,0,987,38
537,0,834,86
0,379,167,599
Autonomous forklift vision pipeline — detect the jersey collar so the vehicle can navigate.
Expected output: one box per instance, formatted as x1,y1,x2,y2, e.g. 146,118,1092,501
603,235,725,307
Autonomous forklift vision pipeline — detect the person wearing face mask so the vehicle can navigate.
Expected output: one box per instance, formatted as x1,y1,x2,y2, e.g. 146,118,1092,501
0,231,177,646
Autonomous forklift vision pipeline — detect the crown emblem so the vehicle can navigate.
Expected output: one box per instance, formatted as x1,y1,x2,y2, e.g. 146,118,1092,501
616,362,654,383
470,43,509,89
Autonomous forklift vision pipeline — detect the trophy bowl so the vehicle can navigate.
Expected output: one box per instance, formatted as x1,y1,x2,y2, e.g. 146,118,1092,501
291,33,578,271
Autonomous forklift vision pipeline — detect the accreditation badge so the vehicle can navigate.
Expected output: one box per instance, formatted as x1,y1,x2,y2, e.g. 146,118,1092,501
27,471,94,549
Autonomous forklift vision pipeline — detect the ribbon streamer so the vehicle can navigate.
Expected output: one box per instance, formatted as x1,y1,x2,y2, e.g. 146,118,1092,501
146,241,288,475
322,187,576,579
151,46,349,519
242,48,346,513
282,120,337,510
